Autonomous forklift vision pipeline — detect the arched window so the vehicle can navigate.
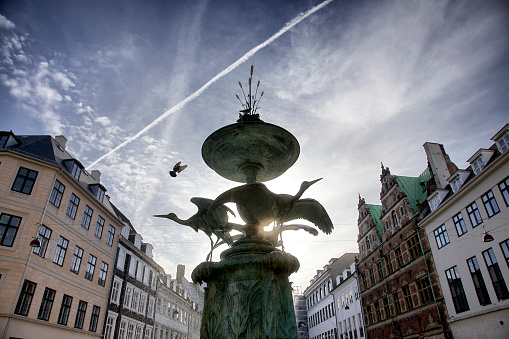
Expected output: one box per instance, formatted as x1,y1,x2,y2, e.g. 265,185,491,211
392,210,399,226
385,220,390,231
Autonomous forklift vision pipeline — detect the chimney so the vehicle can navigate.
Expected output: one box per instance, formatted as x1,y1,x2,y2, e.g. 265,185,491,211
177,264,185,283
423,142,458,190
91,170,101,182
55,135,67,150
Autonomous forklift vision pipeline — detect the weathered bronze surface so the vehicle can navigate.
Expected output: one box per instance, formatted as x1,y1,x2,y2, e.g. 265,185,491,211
202,122,300,183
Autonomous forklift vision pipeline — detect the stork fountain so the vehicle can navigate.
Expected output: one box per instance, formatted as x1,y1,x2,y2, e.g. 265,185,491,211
155,67,333,338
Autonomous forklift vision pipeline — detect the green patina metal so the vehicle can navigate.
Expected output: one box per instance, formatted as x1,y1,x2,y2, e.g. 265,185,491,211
395,167,431,212
366,204,383,237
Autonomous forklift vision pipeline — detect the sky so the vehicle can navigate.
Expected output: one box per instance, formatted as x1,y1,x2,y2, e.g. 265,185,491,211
1,0,508,290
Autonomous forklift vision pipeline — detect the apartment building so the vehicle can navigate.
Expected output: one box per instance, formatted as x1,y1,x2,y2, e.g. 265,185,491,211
0,132,121,338
420,124,509,338
154,265,203,339
331,261,365,339
304,253,357,339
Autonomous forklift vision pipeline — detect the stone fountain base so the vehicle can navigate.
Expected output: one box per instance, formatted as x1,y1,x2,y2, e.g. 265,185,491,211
192,238,300,338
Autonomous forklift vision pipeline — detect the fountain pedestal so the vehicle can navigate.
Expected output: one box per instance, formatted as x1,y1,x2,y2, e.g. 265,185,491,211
192,238,299,338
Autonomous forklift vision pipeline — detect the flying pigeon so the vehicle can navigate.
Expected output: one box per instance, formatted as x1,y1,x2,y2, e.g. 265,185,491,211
169,161,187,177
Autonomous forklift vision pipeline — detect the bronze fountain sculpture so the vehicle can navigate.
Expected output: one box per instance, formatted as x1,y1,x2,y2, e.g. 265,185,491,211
155,67,333,338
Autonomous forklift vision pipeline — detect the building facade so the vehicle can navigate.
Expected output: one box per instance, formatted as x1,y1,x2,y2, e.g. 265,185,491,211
0,132,121,338
103,207,163,339
356,148,452,338
304,253,358,339
293,286,309,339
420,124,509,338
331,262,365,339
154,265,203,339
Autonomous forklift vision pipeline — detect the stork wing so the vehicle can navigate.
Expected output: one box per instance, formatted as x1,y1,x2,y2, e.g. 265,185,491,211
284,199,334,234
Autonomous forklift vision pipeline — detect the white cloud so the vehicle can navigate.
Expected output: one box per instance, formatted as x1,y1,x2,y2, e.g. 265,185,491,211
0,14,15,29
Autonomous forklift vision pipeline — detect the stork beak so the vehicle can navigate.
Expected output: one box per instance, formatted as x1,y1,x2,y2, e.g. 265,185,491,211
309,178,323,185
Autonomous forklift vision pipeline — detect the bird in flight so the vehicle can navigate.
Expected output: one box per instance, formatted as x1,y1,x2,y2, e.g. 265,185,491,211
170,161,187,177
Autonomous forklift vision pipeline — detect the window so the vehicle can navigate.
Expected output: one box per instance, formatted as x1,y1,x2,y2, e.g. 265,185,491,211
466,202,482,228
66,193,80,219
74,300,87,329
472,156,486,175
383,296,390,319
481,190,500,218
377,260,383,280
37,287,56,321
394,246,404,268
366,305,373,325
452,213,468,237
95,187,105,202
70,161,82,180
391,210,398,227
0,213,22,247
445,266,469,313
53,236,69,266
433,224,450,249
407,234,420,260
85,254,97,280
467,256,491,306
385,255,393,275
12,167,38,194
57,294,73,325
94,215,104,238
104,314,117,339
119,319,127,339
402,285,413,310
106,225,115,246
98,262,108,286
70,246,83,274
124,286,132,307
482,248,509,300
49,180,65,207
111,278,121,304
451,177,463,193
497,131,509,153
81,205,93,229
89,305,100,332
34,224,52,257
499,176,509,206
14,280,36,316
131,290,139,310
500,239,509,267
117,248,126,270
393,292,401,314
417,278,433,305
429,194,442,211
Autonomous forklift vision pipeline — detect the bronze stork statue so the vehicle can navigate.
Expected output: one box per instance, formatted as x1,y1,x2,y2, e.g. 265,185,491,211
209,178,333,237
154,197,236,261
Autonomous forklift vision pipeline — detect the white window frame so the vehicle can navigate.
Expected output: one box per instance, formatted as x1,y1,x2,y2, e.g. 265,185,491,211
111,277,122,304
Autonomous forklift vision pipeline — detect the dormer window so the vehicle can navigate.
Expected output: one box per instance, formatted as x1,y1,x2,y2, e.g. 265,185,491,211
468,149,495,176
64,159,84,181
472,156,485,175
90,184,106,203
427,189,449,212
491,124,509,153
451,176,462,193
0,131,21,148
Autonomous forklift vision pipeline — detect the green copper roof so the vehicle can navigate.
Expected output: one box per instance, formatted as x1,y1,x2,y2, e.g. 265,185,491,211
395,167,431,212
366,204,383,237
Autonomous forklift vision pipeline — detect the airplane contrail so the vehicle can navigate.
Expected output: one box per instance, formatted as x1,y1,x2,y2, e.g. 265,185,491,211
86,0,334,169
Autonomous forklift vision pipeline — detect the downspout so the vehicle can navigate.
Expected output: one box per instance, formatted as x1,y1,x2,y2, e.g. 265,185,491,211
412,212,448,337
2,170,61,339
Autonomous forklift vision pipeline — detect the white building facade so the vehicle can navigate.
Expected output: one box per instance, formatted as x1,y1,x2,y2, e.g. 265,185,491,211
304,253,358,339
332,263,365,339
420,124,509,338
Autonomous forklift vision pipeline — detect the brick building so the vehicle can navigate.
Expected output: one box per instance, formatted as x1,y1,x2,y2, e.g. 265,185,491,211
0,132,121,338
356,145,454,338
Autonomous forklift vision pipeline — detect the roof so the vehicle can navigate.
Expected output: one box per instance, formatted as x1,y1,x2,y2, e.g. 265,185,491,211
366,204,383,237
1,134,59,166
395,167,431,212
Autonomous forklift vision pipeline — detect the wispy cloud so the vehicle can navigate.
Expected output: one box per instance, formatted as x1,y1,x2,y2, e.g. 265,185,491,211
86,0,334,169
